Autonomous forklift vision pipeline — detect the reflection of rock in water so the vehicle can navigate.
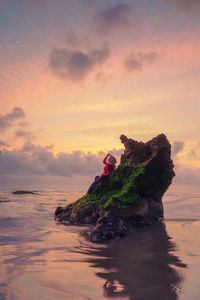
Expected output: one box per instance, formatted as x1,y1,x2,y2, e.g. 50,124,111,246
0,283,7,300
78,222,186,300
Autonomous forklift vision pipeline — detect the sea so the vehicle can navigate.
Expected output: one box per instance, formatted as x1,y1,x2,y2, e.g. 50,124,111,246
0,185,200,300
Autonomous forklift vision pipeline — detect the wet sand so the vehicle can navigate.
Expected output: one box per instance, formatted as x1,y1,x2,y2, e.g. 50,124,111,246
0,188,199,299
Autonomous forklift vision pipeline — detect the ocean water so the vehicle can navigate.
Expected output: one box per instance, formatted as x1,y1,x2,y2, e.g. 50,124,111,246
0,187,200,300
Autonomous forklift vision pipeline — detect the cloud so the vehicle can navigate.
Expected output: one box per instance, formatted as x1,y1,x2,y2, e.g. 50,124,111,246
175,0,200,12
0,142,103,177
14,129,34,140
0,140,122,178
188,142,200,159
0,130,199,188
1,141,200,189
0,107,26,131
0,107,36,149
0,140,9,147
65,32,91,49
188,149,197,159
124,52,160,71
109,148,124,157
161,0,200,14
174,164,200,186
94,3,134,35
18,121,30,128
171,141,185,158
49,42,110,81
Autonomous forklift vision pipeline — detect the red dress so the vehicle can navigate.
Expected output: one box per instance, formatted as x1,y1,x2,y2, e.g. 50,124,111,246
101,157,115,176
87,156,115,193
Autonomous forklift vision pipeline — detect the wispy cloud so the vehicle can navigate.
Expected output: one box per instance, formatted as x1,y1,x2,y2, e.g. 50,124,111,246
94,3,136,36
14,129,34,140
65,31,91,49
0,107,25,131
172,141,185,158
0,107,35,148
124,52,160,71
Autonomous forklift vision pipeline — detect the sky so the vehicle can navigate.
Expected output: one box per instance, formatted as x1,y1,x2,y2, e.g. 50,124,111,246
0,0,200,189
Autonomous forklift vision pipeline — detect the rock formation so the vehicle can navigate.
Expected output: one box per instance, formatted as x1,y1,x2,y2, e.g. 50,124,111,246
12,190,36,195
55,134,175,242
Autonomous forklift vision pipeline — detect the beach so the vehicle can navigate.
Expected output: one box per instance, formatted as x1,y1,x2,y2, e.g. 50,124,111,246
1,1,200,299
0,186,200,300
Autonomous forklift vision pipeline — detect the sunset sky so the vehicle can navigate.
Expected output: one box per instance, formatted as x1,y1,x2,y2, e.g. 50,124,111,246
0,0,200,189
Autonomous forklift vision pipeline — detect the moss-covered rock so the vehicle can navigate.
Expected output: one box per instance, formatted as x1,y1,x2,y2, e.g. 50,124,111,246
78,164,145,209
55,133,175,242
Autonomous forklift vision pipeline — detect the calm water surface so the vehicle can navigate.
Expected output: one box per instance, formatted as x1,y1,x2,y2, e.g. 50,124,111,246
0,188,200,300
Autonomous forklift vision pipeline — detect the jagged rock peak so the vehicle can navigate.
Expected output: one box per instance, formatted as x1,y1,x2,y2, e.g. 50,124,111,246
120,133,172,167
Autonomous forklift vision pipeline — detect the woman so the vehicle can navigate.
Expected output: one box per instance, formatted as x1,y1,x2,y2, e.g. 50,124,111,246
86,153,117,195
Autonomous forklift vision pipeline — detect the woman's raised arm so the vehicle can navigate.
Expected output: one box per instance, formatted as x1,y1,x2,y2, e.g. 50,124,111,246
103,153,109,164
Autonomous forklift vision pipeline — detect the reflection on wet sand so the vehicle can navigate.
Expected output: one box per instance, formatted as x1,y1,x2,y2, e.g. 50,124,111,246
0,283,7,300
77,222,186,300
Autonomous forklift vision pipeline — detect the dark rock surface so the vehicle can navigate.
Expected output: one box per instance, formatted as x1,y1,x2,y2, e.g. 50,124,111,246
12,190,36,195
55,133,175,242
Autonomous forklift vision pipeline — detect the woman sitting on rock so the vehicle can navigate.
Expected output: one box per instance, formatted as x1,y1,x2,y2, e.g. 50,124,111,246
86,153,117,195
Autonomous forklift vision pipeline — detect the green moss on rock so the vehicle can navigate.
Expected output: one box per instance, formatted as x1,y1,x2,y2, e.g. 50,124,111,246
77,156,173,211
77,163,145,209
